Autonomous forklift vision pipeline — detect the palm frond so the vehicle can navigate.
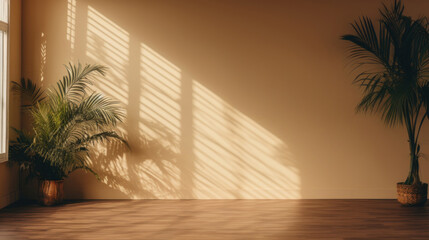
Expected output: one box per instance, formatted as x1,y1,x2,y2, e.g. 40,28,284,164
70,131,129,150
50,63,107,103
9,63,127,181
77,93,125,126
11,78,45,108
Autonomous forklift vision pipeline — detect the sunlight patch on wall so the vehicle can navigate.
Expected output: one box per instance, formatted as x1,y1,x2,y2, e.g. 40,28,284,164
84,5,184,199
192,81,301,199
66,0,76,52
86,6,129,105
40,33,47,82
138,43,182,196
139,43,181,146
83,5,300,199
85,6,138,197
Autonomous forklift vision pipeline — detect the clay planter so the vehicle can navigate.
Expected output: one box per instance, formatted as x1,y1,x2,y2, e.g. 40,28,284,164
397,182,428,206
38,180,64,206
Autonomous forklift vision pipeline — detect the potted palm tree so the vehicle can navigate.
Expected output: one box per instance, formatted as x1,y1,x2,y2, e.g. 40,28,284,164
342,0,429,206
10,63,128,206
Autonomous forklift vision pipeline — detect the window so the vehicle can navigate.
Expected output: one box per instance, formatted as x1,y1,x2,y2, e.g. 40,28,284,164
0,0,8,162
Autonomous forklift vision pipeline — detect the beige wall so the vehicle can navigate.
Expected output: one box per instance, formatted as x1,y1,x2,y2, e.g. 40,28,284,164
21,0,429,199
0,0,21,208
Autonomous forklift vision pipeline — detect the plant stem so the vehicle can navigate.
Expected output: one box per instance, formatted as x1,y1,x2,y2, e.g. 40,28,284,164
415,112,427,145
404,106,421,185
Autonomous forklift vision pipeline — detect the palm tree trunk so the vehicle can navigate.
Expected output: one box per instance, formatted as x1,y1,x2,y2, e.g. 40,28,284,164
405,111,421,185
406,153,420,185
405,135,421,185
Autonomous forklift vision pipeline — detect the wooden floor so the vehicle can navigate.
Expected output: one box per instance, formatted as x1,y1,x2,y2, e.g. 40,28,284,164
0,200,427,239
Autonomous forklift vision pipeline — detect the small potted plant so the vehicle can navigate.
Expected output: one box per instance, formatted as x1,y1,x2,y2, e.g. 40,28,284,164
10,63,128,206
342,0,429,206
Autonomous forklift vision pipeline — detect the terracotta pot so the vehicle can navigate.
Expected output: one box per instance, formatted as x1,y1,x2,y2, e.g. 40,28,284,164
38,180,64,206
397,182,428,206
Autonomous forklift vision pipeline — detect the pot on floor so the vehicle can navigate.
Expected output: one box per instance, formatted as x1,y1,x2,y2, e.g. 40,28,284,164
38,180,64,206
397,182,427,206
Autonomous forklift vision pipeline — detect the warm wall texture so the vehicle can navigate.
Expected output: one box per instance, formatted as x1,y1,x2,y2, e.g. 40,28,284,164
21,0,429,199
0,0,21,208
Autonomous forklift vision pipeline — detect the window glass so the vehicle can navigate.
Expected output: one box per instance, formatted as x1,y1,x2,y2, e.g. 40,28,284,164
0,31,4,154
0,0,7,23
0,0,8,159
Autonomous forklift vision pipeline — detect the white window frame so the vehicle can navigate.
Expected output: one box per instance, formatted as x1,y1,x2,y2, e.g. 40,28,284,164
0,0,9,163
